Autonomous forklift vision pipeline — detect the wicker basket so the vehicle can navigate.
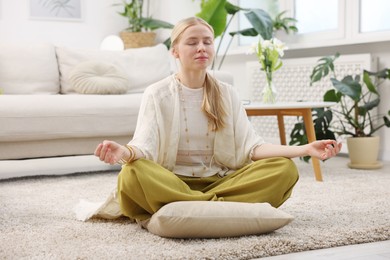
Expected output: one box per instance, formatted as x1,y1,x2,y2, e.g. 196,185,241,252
119,31,156,49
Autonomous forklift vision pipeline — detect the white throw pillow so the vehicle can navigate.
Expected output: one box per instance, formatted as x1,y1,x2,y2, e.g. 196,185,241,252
0,43,59,94
56,44,171,94
69,61,129,94
146,201,294,238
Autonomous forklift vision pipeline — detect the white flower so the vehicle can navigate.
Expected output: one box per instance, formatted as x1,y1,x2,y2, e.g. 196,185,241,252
248,37,288,74
261,39,273,51
272,38,288,57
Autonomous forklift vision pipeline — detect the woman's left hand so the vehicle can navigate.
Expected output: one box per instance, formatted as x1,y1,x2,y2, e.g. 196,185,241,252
307,140,342,160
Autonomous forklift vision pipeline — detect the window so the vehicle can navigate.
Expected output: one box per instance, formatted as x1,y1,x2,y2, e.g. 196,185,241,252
294,0,338,34
360,0,390,33
231,0,390,52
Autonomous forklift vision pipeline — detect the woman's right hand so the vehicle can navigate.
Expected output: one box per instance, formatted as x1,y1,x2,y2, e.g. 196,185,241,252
94,140,126,165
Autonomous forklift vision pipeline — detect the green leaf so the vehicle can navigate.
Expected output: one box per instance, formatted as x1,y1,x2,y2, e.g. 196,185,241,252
365,68,390,79
384,116,390,127
310,53,340,85
323,89,341,102
224,1,246,15
244,9,273,40
141,18,174,30
229,28,258,37
361,98,380,112
196,0,227,38
331,76,361,101
272,11,298,34
363,70,378,95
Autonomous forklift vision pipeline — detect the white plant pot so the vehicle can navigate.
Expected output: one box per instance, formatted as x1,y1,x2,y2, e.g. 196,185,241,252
346,136,382,169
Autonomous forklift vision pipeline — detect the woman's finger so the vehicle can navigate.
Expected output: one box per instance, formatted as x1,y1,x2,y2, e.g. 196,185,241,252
100,143,109,161
94,143,103,156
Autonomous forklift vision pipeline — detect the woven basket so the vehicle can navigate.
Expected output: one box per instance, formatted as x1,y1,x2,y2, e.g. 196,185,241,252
120,31,156,49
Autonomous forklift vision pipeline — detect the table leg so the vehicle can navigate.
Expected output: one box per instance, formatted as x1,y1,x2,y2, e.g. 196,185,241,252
277,114,287,145
302,109,323,182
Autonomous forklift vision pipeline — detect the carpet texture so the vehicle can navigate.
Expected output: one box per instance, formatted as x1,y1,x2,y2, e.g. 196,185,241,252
1,158,389,259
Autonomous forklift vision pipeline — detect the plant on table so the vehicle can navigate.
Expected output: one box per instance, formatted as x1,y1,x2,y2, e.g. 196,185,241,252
248,37,288,103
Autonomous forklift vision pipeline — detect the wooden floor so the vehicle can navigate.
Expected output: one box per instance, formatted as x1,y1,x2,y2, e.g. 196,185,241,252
262,240,390,259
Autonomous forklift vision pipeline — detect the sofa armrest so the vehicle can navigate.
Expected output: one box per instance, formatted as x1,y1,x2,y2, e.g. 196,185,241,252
208,70,234,85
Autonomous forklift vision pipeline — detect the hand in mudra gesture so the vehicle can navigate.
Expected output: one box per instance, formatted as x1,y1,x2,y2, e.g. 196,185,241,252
94,140,127,165
308,140,342,160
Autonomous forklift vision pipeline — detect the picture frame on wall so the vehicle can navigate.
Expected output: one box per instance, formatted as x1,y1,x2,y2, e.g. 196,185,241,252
30,0,83,21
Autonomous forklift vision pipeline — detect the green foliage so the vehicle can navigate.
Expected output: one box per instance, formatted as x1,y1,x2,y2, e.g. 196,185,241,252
197,0,229,37
289,108,335,162
309,53,340,85
195,0,297,69
272,11,298,34
290,55,390,162
115,0,173,32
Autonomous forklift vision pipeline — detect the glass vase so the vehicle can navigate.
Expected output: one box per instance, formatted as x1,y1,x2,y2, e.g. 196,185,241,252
262,73,277,104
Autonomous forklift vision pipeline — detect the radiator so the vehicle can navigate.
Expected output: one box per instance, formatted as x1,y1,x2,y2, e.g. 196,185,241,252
246,54,376,146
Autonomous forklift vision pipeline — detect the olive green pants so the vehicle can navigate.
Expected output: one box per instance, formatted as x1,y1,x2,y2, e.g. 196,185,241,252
117,157,299,220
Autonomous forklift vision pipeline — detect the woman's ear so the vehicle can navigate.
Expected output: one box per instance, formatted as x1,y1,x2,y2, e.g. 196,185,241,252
172,48,179,58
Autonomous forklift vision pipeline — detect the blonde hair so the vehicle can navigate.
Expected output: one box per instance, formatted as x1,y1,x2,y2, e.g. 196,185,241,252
171,17,227,131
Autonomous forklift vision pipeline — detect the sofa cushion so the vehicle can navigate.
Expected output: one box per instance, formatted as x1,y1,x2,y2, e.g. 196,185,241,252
69,61,130,94
0,94,143,142
0,43,60,94
56,44,171,94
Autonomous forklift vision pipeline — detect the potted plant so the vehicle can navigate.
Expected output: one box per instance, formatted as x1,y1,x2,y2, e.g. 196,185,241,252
290,53,390,168
196,0,297,69
115,0,173,48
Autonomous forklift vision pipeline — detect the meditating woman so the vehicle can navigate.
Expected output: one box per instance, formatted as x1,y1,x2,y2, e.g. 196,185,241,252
94,17,342,222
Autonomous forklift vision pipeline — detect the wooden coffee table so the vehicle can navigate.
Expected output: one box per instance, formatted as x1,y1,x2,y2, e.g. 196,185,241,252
245,101,336,181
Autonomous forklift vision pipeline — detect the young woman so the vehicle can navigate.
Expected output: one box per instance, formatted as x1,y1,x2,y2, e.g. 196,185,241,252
94,17,342,222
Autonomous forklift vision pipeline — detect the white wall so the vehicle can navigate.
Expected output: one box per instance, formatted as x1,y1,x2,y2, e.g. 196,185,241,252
0,0,200,48
0,0,128,49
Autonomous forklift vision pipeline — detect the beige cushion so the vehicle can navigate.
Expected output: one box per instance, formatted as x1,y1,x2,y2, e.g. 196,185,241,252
0,43,59,94
146,201,294,238
56,44,170,94
69,61,129,94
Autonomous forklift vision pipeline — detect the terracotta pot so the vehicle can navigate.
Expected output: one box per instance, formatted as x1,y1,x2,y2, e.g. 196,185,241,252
119,31,156,49
346,136,382,169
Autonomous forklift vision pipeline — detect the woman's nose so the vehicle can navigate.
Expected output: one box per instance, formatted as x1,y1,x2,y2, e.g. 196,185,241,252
197,43,205,52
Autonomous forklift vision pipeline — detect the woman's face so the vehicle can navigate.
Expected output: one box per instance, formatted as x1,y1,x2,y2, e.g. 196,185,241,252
173,23,215,71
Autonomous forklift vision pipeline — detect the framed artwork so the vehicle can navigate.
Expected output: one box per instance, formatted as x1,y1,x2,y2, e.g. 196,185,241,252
30,0,83,21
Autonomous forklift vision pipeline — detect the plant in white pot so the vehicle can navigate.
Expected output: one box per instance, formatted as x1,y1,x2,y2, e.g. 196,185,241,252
115,0,173,48
309,53,390,169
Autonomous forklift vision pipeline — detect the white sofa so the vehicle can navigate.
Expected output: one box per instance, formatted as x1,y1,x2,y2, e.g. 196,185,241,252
0,43,232,179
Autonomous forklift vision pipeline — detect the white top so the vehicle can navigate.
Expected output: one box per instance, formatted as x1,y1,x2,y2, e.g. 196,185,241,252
128,75,265,174
173,83,226,177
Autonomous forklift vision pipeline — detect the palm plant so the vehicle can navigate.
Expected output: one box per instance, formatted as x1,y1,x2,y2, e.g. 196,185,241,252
196,0,297,69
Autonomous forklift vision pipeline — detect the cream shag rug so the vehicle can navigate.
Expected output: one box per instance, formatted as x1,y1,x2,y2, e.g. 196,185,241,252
1,158,389,259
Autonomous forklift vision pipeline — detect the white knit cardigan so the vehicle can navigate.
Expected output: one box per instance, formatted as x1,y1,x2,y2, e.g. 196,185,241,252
74,75,266,221
128,75,265,171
